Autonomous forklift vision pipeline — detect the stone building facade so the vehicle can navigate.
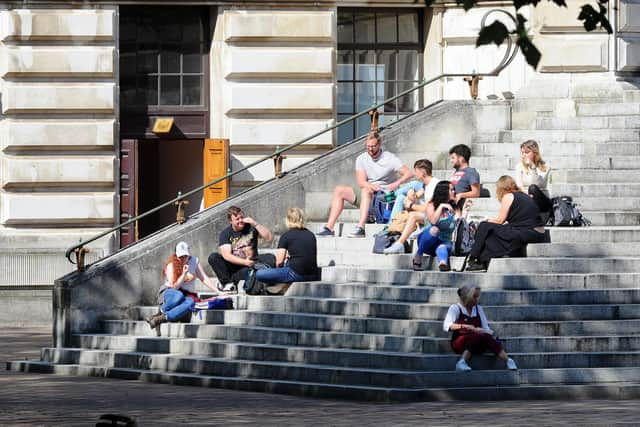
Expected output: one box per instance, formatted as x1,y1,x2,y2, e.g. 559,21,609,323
0,1,637,283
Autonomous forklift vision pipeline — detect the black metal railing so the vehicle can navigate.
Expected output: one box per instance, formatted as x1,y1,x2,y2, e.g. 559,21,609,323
65,10,519,268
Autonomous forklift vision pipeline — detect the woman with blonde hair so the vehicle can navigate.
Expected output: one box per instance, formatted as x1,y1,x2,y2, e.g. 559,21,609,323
516,140,552,220
466,175,546,271
443,285,518,371
252,207,319,287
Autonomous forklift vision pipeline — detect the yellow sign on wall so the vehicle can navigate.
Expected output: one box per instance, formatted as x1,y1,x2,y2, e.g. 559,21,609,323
152,117,174,133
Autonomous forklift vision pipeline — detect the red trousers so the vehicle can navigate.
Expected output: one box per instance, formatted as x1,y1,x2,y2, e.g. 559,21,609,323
451,332,503,355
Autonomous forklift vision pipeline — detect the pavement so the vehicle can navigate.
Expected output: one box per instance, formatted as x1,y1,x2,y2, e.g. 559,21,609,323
1,326,639,426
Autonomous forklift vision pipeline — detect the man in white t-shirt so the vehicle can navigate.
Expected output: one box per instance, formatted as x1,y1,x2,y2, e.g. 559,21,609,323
316,132,412,238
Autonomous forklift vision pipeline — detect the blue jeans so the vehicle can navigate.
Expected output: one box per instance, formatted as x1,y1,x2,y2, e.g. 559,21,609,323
387,180,425,223
416,230,452,265
255,264,304,284
161,289,195,322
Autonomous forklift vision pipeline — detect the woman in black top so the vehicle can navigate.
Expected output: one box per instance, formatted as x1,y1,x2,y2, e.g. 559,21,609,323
466,175,546,272
254,207,319,285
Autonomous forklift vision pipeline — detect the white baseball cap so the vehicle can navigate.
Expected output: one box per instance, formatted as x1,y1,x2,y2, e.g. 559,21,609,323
175,241,190,257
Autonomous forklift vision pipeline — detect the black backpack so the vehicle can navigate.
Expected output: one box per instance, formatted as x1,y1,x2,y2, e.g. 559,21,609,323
243,262,271,295
452,217,477,256
551,196,590,227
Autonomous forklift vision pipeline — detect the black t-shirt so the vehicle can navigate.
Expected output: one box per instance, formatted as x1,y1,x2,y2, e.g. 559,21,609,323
278,228,318,279
219,223,259,259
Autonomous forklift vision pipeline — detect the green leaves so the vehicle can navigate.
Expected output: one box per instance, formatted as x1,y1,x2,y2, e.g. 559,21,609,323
578,0,613,33
476,21,510,47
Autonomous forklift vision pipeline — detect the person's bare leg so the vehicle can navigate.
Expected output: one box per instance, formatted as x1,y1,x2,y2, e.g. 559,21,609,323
357,188,373,229
397,215,420,244
326,186,356,231
462,349,472,362
497,349,509,361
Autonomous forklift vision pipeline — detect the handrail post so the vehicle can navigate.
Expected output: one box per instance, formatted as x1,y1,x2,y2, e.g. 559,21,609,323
273,145,286,178
174,191,189,224
74,245,89,272
464,74,483,100
369,109,380,131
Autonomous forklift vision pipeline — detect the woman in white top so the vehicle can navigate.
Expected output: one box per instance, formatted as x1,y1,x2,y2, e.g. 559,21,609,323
145,241,227,334
443,285,518,372
515,140,552,221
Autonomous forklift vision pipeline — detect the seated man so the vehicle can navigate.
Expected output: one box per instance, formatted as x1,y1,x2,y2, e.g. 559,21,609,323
208,206,275,292
316,132,412,238
449,144,481,205
387,158,440,223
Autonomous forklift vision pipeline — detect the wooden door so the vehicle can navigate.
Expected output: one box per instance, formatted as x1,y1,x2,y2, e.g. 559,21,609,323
119,139,138,248
203,138,229,208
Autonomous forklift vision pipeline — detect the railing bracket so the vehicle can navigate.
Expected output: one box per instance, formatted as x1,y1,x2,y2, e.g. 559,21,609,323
74,246,89,272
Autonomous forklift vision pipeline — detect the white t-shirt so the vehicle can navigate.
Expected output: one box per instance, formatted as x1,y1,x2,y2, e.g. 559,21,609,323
355,150,403,186
442,303,493,334
515,162,551,197
423,178,440,203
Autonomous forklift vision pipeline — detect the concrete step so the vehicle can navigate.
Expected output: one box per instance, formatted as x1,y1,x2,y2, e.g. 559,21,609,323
535,116,640,130
72,333,640,366
501,129,640,144
576,102,640,116
488,257,640,274
126,308,640,338
10,360,640,401
471,156,640,171
549,183,640,197
472,142,640,157
527,242,640,257
322,266,640,290
36,347,640,382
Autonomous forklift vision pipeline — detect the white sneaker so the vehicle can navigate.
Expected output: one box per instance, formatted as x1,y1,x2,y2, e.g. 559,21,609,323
409,226,424,240
455,358,472,372
383,241,405,254
222,282,237,293
506,357,518,370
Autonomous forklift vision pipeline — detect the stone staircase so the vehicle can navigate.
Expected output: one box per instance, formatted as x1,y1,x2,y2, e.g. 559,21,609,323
7,82,640,401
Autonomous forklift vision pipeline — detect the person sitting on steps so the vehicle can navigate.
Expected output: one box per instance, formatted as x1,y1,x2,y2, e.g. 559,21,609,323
443,285,518,372
316,132,412,238
386,158,440,224
208,206,276,292
466,175,546,272
146,241,231,335
515,139,552,223
449,144,481,204
248,207,320,295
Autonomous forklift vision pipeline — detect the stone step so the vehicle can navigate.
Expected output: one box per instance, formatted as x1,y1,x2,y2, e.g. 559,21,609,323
471,142,640,157
322,266,640,290
501,129,640,144
126,308,640,338
535,116,640,130
527,242,640,257
471,156,640,171
488,257,640,274
549,183,640,197
36,347,640,384
576,102,640,116
10,360,640,401
72,333,640,366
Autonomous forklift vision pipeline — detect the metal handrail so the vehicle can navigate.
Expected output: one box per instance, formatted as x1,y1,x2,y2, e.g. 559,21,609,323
65,9,519,266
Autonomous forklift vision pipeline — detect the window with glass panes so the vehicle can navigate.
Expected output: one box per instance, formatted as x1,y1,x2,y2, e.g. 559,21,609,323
337,10,423,144
119,8,206,109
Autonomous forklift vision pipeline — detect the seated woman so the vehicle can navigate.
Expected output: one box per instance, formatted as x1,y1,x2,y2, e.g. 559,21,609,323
515,139,552,222
443,285,518,372
146,241,229,334
386,181,469,272
466,175,546,272
251,208,319,292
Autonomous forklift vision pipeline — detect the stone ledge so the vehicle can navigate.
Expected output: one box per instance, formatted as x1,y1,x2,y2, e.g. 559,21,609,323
223,10,334,42
2,82,115,114
226,83,334,114
3,46,114,77
0,119,115,151
0,9,115,41
1,156,115,189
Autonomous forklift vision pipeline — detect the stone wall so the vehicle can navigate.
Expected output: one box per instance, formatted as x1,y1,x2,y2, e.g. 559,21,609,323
209,7,336,194
0,6,116,255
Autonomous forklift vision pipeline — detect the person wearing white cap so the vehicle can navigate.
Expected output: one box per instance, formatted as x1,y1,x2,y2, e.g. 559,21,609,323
146,241,227,334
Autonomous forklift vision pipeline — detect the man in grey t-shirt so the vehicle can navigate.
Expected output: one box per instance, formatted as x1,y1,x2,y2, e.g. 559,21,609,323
449,144,481,204
316,133,412,238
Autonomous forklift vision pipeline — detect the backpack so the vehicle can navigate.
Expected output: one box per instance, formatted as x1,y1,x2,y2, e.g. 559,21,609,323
551,196,590,227
452,217,477,256
243,262,271,295
369,191,395,224
372,231,410,254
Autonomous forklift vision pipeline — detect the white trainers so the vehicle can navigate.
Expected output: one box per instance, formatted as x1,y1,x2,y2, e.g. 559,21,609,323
506,357,518,370
455,358,472,372
383,241,405,254
409,226,424,240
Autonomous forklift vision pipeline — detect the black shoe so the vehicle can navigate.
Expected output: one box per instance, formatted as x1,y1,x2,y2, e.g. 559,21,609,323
466,260,487,272
412,258,424,271
438,263,451,272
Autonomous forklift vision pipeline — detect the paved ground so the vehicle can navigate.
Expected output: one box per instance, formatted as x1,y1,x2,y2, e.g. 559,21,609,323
1,326,639,426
